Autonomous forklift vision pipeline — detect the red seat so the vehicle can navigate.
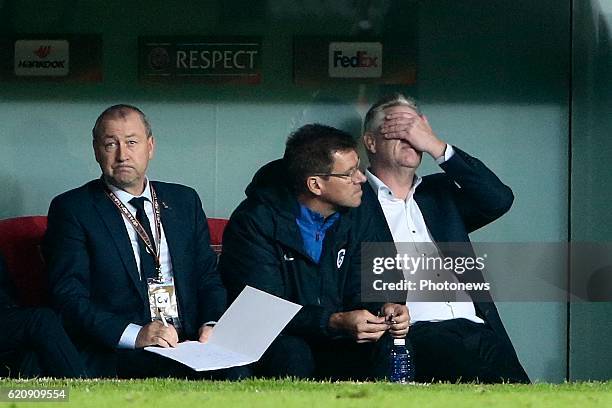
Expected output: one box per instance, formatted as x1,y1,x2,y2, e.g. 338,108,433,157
0,216,48,306
207,217,228,254
0,215,229,307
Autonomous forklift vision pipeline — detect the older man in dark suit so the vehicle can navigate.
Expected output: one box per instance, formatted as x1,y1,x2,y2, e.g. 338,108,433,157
361,93,529,383
43,105,242,378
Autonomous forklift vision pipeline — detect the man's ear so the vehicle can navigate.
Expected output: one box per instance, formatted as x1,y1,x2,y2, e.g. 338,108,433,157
363,132,377,154
306,176,323,197
148,135,156,160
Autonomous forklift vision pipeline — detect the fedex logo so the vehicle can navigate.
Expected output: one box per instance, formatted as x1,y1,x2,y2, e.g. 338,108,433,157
328,42,382,78
333,51,378,68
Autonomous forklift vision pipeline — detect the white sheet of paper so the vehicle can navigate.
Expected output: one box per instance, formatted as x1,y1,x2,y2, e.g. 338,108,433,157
145,286,302,371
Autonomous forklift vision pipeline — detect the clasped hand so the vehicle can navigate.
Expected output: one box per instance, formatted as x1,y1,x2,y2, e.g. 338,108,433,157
330,303,410,343
135,321,213,348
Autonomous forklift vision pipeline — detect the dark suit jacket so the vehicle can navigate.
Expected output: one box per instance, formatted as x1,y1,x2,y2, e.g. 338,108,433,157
43,179,226,352
361,147,522,356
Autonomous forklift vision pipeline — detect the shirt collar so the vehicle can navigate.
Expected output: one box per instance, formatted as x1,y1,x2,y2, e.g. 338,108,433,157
105,177,152,207
297,203,340,229
365,168,422,201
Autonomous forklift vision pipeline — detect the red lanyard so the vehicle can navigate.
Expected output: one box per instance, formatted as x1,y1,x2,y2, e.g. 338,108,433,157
105,184,163,281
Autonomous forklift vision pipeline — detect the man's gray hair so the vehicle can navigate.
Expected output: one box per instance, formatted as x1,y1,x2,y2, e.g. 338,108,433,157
92,104,152,141
363,93,420,134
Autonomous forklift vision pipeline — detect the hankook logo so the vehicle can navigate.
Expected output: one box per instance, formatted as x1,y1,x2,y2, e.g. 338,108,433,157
14,40,70,76
328,42,382,78
34,45,52,59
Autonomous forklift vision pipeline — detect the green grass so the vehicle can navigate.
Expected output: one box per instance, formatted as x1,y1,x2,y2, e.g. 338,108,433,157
1,379,611,407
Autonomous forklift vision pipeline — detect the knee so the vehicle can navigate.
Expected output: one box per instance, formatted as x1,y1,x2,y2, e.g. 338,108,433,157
221,365,253,381
258,335,315,379
22,308,64,337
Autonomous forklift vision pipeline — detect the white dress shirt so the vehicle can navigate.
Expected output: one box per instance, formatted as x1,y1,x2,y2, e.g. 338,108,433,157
366,145,484,325
106,178,175,348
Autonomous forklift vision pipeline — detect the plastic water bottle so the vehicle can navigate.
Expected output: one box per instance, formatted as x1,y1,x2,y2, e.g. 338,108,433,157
389,338,414,383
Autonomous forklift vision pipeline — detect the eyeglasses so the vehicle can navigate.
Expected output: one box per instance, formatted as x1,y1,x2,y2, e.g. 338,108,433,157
312,162,363,182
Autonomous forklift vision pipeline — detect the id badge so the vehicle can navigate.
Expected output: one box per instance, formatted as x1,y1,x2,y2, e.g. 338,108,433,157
147,278,179,322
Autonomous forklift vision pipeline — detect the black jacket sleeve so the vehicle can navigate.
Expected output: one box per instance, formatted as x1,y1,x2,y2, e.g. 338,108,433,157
44,196,132,348
191,191,227,325
440,146,514,233
219,207,335,339
345,189,408,311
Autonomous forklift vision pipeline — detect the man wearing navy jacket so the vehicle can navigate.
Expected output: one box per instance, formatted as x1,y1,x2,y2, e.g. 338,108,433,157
220,124,409,380
44,105,241,378
361,93,529,383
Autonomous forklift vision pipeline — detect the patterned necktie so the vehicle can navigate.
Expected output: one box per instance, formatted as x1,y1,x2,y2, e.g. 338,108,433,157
129,197,157,281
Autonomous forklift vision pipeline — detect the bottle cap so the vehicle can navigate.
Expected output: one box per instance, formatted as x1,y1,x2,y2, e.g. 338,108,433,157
393,338,406,346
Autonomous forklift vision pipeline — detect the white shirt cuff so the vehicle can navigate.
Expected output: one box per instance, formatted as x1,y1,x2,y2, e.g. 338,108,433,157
117,323,142,349
435,144,454,164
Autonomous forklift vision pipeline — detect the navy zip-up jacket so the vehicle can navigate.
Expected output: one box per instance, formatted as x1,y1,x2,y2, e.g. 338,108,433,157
219,159,400,340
